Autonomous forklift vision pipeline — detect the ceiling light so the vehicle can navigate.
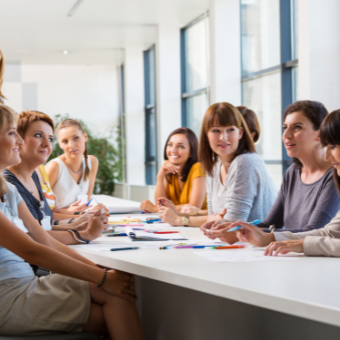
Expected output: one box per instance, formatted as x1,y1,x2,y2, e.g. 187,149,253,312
67,0,84,17
63,51,68,55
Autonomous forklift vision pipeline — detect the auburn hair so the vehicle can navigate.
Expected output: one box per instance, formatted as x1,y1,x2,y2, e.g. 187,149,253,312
0,104,17,197
320,109,340,196
56,119,90,181
163,127,200,183
199,102,256,176
0,47,6,103
16,110,55,138
236,106,261,143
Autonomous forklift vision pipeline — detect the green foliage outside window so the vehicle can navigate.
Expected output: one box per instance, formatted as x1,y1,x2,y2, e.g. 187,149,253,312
48,114,124,195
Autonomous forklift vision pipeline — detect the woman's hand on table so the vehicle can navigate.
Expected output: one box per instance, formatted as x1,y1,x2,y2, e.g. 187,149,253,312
88,203,110,216
140,200,158,213
158,161,180,177
157,197,177,212
264,239,304,256
200,209,227,236
231,220,275,247
102,270,137,303
66,199,88,212
207,227,238,244
83,209,108,240
181,204,200,214
158,207,182,226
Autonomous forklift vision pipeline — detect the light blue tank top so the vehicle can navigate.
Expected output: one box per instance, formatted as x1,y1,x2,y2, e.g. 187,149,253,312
0,182,34,281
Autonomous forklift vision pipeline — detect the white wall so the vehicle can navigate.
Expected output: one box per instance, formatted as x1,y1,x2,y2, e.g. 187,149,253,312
298,0,340,111
3,63,119,137
156,25,182,165
209,0,242,105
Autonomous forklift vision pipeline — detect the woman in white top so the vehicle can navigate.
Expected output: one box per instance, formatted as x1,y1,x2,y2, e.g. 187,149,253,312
46,119,99,208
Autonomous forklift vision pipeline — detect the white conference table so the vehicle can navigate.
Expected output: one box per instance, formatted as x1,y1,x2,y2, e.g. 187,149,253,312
70,211,340,340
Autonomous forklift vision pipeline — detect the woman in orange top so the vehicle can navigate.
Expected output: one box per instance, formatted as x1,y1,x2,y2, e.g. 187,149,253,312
140,127,207,213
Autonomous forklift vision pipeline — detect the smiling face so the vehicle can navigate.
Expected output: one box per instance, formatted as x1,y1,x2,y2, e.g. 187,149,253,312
166,133,190,166
207,124,244,159
283,111,320,159
57,126,88,159
0,124,23,170
325,145,340,176
19,121,54,166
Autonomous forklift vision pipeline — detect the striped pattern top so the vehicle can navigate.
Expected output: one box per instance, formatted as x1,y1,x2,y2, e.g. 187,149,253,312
37,165,56,210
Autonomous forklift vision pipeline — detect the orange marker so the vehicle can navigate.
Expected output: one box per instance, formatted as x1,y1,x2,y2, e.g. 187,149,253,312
212,245,247,250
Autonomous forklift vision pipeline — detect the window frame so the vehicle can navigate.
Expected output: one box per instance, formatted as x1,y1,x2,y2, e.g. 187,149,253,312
240,0,298,175
180,13,209,128
144,45,158,185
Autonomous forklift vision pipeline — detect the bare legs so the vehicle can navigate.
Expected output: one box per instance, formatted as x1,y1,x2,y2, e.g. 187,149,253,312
82,283,144,340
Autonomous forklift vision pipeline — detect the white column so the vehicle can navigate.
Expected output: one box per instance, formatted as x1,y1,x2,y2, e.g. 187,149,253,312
298,0,340,111
155,25,182,165
209,0,242,105
124,48,146,185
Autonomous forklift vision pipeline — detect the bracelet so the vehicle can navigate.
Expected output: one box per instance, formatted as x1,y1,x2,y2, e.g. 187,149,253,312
97,268,107,288
53,220,60,225
72,229,90,244
68,230,87,244
74,211,81,215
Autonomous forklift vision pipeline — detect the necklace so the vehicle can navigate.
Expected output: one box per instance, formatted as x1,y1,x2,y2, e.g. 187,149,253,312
15,166,34,194
66,159,83,174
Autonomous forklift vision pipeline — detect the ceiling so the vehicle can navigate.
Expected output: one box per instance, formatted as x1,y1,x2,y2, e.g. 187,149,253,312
0,0,208,65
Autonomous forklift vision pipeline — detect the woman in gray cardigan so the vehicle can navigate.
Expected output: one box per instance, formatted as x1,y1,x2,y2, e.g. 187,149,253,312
232,109,340,257
159,102,278,229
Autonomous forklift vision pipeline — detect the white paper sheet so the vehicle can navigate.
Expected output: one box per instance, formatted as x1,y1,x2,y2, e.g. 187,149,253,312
192,249,301,263
94,195,142,214
73,241,187,251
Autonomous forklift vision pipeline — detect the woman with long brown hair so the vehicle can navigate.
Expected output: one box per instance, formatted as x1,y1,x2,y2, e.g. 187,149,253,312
160,102,277,229
208,100,340,244
140,127,207,213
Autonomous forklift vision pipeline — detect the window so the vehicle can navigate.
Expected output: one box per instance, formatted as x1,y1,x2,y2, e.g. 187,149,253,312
181,14,209,137
144,45,158,185
241,0,298,186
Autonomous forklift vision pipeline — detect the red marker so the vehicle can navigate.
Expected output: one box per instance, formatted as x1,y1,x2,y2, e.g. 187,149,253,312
153,231,179,234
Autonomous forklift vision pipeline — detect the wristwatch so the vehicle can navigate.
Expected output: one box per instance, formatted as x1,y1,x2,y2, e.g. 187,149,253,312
182,216,190,226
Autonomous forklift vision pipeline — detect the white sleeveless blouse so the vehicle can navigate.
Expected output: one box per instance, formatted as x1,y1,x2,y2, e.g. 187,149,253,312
47,157,92,208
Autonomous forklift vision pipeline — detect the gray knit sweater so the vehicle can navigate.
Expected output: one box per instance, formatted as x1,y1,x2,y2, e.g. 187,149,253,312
207,153,278,222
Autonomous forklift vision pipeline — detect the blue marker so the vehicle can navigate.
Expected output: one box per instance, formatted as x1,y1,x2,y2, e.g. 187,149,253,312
145,218,162,224
107,233,127,237
86,198,93,207
227,219,262,232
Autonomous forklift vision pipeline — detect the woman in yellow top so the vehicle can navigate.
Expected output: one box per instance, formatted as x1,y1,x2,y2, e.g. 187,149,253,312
140,127,207,213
